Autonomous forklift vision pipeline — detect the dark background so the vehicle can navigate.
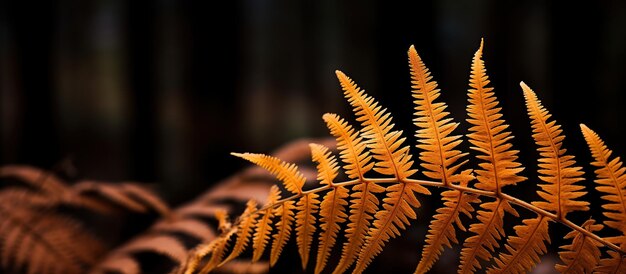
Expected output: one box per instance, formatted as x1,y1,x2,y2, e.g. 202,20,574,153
1,1,625,272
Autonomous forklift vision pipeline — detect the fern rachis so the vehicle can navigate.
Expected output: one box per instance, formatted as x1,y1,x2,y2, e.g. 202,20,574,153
182,40,626,274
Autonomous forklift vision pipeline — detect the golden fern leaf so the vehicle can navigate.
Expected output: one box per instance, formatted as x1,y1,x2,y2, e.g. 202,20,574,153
555,219,603,273
415,170,479,273
487,216,551,274
220,200,258,266
199,229,237,274
521,82,589,218
459,40,524,274
335,70,417,179
408,45,472,185
334,70,429,273
459,199,518,274
332,176,385,274
310,144,350,274
466,40,526,192
232,153,306,195
323,113,374,180
270,200,295,266
353,181,430,274
581,124,626,231
295,192,320,269
252,185,280,262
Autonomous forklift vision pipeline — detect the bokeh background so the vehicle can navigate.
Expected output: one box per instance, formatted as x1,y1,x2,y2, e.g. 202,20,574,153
1,1,626,272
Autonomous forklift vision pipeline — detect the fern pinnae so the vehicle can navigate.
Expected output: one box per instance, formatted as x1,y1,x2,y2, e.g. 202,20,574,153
322,113,384,274
408,45,477,272
521,82,589,218
219,200,258,266
295,190,320,269
459,40,525,274
335,70,416,179
580,124,626,231
231,153,305,195
310,144,349,274
409,45,471,186
332,175,385,274
555,219,603,274
415,170,479,273
335,70,430,273
322,113,374,180
252,185,280,262
270,200,295,266
488,215,551,274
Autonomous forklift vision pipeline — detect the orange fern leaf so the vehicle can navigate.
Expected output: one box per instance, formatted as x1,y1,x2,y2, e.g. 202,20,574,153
270,200,295,266
295,192,320,269
332,178,385,274
488,216,551,274
335,70,416,179
555,219,603,273
310,144,350,274
199,229,237,273
459,199,518,274
220,200,258,266
232,153,305,195
252,185,280,262
522,82,589,218
459,40,524,274
323,113,374,180
466,40,526,192
415,170,479,273
581,124,626,231
353,181,430,273
408,45,472,186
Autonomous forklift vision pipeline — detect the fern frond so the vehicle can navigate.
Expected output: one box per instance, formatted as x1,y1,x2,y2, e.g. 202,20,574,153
0,206,104,274
333,178,385,274
270,200,295,266
310,143,340,186
232,153,306,194
581,124,626,231
466,40,526,192
310,144,350,274
335,70,416,179
296,192,320,269
459,40,524,274
220,200,258,266
353,182,430,273
408,45,472,185
459,199,518,274
416,170,479,273
323,113,374,180
555,219,603,273
522,82,589,218
252,185,280,262
199,229,237,273
488,216,551,274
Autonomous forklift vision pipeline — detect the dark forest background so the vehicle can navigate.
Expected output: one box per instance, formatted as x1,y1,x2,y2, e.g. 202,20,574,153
1,1,626,271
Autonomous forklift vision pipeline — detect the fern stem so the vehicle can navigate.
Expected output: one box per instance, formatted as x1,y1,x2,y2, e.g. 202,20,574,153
235,177,625,256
